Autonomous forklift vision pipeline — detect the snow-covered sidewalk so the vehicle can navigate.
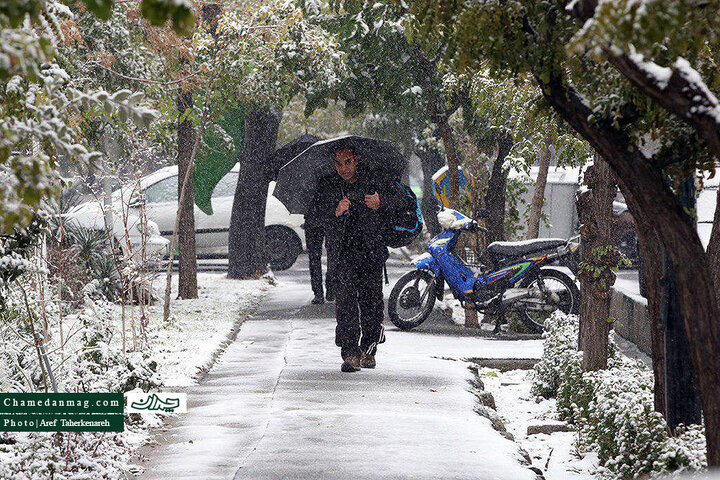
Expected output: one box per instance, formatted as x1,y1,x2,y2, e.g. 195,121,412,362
136,278,544,480
148,272,274,387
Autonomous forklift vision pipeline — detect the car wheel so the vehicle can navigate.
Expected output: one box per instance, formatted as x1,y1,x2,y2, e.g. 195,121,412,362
265,226,302,271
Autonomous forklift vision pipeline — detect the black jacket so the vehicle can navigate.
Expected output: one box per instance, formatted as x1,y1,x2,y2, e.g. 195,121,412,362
311,168,403,263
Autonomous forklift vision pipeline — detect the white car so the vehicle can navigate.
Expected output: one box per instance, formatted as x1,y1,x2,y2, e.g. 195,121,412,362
87,164,306,270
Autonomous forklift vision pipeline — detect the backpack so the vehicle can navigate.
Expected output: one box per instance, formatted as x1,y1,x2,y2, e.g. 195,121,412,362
383,181,424,248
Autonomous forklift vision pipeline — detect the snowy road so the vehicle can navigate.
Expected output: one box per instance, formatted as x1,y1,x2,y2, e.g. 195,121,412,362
137,257,542,480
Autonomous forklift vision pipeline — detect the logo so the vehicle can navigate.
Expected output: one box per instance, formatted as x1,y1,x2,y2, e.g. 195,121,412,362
125,392,187,413
0,393,124,432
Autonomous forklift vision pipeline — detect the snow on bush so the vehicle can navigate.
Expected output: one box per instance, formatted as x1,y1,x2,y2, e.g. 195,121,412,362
66,281,161,393
531,311,707,478
531,310,582,398
0,276,162,479
0,430,140,480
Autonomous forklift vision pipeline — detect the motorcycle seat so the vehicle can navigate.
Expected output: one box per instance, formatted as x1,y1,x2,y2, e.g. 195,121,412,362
487,238,566,258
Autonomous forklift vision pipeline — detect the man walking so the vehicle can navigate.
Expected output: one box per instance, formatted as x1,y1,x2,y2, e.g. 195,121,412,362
304,191,336,304
316,146,401,372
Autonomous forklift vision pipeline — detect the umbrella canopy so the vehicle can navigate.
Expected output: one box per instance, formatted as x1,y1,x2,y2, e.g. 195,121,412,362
273,135,407,215
267,134,321,181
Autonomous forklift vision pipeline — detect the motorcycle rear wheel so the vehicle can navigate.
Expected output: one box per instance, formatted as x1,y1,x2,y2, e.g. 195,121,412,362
388,270,437,331
517,268,579,333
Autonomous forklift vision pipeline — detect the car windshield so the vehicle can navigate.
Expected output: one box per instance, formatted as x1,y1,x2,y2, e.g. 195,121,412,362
145,176,178,203
104,169,241,207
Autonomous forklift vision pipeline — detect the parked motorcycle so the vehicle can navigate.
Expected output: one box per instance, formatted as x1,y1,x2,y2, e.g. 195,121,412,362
388,209,580,333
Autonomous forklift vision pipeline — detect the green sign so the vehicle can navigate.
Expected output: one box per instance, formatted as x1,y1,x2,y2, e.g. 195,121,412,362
0,393,123,414
194,107,245,215
0,414,124,432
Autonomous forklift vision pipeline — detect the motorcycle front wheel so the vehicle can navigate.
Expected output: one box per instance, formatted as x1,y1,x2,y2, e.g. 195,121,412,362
388,270,437,331
517,268,579,333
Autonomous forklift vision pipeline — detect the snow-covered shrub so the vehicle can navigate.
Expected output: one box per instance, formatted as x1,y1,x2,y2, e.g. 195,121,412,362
0,274,162,479
0,282,53,392
533,311,707,478
44,214,125,303
577,358,665,476
531,310,581,398
67,282,160,393
554,349,586,421
0,218,47,292
654,424,706,475
572,358,706,478
0,429,143,479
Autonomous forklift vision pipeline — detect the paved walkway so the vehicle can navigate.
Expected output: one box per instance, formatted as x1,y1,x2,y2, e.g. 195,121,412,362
137,262,542,480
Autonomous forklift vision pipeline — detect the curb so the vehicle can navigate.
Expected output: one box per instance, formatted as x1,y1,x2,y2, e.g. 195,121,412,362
467,364,546,480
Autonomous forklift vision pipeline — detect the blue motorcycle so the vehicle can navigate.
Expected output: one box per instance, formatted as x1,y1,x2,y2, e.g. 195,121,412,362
388,209,580,333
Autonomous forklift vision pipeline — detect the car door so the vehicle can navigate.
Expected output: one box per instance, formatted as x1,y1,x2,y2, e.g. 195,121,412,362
140,175,179,244
194,171,238,256
136,173,223,256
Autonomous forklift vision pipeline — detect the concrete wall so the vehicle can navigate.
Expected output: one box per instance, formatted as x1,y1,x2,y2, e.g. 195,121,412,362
610,287,652,357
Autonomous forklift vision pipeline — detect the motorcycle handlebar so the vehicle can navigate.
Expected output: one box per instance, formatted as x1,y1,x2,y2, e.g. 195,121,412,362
470,222,488,233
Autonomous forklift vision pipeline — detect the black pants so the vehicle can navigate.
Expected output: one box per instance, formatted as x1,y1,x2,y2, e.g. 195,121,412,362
305,225,336,298
335,252,385,359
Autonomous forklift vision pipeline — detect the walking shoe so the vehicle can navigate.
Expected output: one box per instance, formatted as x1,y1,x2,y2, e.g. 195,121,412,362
311,295,325,305
325,291,335,302
360,353,376,369
341,356,362,372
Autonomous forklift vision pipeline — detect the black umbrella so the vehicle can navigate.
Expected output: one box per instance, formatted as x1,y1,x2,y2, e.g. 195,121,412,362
267,134,321,181
273,135,407,215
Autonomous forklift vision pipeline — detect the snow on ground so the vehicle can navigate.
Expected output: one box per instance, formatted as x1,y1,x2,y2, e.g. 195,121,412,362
147,273,274,387
137,277,545,480
477,367,598,480
119,273,273,475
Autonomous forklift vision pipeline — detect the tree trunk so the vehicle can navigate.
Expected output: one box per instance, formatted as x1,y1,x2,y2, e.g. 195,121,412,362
662,249,703,429
663,177,702,430
414,53,461,209
437,119,461,209
227,107,281,279
706,184,720,293
527,138,552,239
632,210,667,415
576,157,616,371
176,90,198,298
417,146,443,235
484,133,513,244
541,75,720,465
